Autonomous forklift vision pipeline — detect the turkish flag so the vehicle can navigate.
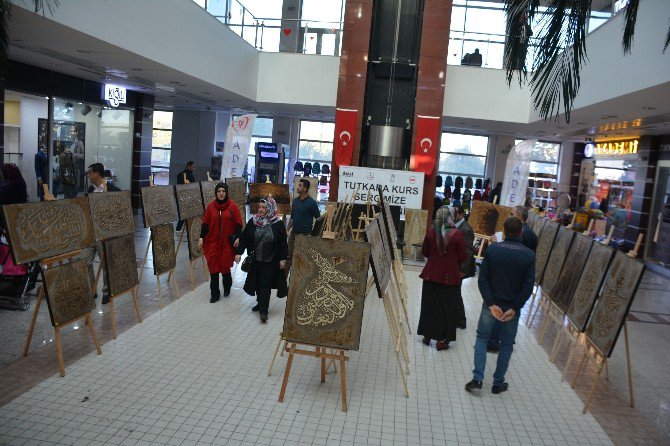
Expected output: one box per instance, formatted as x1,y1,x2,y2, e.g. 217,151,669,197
334,108,358,166
412,115,441,176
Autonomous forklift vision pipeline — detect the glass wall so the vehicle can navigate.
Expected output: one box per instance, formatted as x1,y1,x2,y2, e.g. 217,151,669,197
439,132,488,181
50,98,133,196
151,111,173,185
298,120,334,200
242,116,274,180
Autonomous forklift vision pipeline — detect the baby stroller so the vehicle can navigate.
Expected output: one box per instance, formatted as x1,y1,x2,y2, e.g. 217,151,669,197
0,238,39,311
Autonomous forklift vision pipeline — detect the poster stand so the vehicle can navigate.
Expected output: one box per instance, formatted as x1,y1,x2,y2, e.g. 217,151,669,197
107,285,142,339
167,228,208,291
22,250,102,376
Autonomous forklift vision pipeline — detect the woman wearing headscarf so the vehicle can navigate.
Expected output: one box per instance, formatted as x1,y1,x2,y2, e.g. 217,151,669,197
237,196,289,322
198,182,243,303
417,205,467,350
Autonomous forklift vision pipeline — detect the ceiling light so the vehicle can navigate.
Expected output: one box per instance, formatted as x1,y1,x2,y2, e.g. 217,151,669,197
642,107,656,110
601,115,618,119
81,105,92,116
577,122,587,125
96,110,102,118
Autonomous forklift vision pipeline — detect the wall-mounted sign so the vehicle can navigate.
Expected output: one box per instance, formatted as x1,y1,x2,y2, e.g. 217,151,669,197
594,139,639,158
338,166,425,211
104,84,127,107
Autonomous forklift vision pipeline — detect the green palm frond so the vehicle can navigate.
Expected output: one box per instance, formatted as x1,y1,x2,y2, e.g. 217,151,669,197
622,0,639,54
503,0,539,86
33,0,60,15
664,21,670,53
0,0,10,68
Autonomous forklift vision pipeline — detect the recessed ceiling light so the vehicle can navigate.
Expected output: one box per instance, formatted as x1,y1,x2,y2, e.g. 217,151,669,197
577,122,587,125
642,107,656,110
601,115,618,119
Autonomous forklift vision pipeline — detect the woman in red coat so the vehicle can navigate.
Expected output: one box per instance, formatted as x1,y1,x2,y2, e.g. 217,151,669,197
198,182,243,302
417,205,467,350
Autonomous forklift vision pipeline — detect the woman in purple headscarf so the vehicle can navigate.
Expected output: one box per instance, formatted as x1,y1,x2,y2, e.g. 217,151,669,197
236,196,289,322
417,205,467,350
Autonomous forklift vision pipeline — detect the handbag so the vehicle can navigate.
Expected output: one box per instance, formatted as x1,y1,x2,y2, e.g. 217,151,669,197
241,251,254,273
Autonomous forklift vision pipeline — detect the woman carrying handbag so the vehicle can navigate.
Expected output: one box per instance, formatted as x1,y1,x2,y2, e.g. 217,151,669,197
236,196,289,322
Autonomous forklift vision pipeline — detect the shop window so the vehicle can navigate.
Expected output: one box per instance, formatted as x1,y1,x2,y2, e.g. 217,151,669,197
298,121,334,162
438,133,488,189
152,111,173,185
516,139,561,208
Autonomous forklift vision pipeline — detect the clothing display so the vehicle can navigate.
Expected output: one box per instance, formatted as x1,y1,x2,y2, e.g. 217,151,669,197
321,164,330,174
436,175,443,188
312,162,321,175
303,162,312,176
294,160,304,172
445,175,453,188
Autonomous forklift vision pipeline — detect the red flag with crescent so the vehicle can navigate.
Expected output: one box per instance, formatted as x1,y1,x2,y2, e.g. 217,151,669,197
334,108,358,166
412,115,441,176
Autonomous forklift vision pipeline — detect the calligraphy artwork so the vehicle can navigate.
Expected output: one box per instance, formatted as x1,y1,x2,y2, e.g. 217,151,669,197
43,260,94,326
566,243,615,332
585,252,645,357
248,183,291,215
365,215,392,297
151,223,176,275
534,220,559,284
468,201,499,236
141,185,178,227
186,216,203,260
88,191,134,241
103,234,139,297
527,211,537,228
2,198,95,264
283,235,371,351
551,234,594,313
175,183,204,220
225,177,247,223
540,225,575,293
200,181,218,205
532,216,547,240
402,209,428,258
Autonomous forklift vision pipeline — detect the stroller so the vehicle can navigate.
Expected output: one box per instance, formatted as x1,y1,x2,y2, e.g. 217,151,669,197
0,238,40,311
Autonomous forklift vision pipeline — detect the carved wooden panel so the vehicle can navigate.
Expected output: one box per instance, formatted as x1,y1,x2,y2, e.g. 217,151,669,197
103,234,139,297
531,216,546,239
200,180,218,205
283,235,371,351
175,183,204,220
2,197,95,264
186,216,203,260
248,183,291,216
534,220,559,284
365,215,392,297
151,223,176,275
551,234,594,313
141,185,178,227
566,242,615,332
585,252,645,357
402,209,428,258
88,191,134,241
43,260,94,326
527,211,537,228
540,225,575,293
379,201,398,260
225,177,247,223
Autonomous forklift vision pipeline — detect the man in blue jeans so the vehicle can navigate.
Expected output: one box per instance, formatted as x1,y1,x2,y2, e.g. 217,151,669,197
466,216,535,395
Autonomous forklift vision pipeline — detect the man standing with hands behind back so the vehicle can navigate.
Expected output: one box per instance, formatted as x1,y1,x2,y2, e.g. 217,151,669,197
465,216,535,395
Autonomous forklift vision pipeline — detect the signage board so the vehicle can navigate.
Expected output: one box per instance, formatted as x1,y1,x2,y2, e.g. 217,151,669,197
104,84,127,107
338,166,424,211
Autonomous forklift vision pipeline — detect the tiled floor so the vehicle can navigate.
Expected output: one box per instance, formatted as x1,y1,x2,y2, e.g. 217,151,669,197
1,227,670,445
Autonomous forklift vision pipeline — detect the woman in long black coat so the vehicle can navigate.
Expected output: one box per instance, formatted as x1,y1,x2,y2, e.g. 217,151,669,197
236,196,288,322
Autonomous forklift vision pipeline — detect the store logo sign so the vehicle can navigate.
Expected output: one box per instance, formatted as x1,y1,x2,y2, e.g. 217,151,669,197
594,139,639,158
104,84,127,107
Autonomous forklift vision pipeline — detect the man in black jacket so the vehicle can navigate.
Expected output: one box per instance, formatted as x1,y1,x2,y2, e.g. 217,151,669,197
176,161,196,231
466,216,535,395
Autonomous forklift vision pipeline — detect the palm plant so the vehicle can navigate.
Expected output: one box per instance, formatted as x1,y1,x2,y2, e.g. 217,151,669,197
504,0,670,123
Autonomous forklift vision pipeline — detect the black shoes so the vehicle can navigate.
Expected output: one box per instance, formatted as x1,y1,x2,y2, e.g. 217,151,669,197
492,383,509,394
210,295,220,303
465,379,483,393
435,340,449,351
457,321,466,330
422,337,430,346
223,289,231,297
102,293,110,305
260,314,268,323
252,304,260,312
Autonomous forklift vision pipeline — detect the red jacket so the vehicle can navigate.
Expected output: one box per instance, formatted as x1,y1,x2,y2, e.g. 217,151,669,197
419,227,467,286
202,199,242,274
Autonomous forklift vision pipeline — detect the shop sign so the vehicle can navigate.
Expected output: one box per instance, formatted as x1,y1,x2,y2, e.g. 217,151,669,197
104,84,127,107
594,139,639,159
338,166,424,211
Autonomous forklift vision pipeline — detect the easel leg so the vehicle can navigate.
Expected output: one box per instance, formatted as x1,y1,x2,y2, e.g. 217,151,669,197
319,347,326,383
278,343,296,402
280,340,288,357
109,298,117,339
138,239,151,283
538,308,551,343
526,286,538,326
173,271,180,298
604,359,610,381
168,229,185,283
54,326,65,377
86,313,102,355
267,332,283,376
201,257,208,279
93,259,104,294
131,287,143,323
549,325,564,363
23,287,43,357
339,350,348,412
583,357,606,414
562,339,577,382
528,290,543,327
624,321,635,407
157,276,163,309
572,351,588,389
189,260,195,291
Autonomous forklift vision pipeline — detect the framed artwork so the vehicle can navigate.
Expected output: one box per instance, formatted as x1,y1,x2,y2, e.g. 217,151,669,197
527,211,537,227
566,242,615,332
551,234,594,313
2,197,95,264
282,235,371,351
248,183,291,215
186,216,204,260
540,225,575,293
88,190,134,241
151,223,176,275
175,183,204,220
103,234,139,297
141,185,178,227
532,217,547,240
364,215,392,297
42,260,94,326
225,177,247,223
534,220,559,284
402,209,427,258
200,180,218,205
585,252,646,357
293,177,318,201
468,201,500,236
492,204,514,233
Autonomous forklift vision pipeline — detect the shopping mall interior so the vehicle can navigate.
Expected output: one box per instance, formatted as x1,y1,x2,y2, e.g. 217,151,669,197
1,0,670,445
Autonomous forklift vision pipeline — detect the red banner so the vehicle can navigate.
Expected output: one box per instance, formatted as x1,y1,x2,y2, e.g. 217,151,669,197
334,108,358,166
412,115,441,176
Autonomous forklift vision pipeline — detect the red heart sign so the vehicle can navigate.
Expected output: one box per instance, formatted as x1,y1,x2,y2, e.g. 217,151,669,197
309,36,314,40
232,116,249,133
283,28,292,36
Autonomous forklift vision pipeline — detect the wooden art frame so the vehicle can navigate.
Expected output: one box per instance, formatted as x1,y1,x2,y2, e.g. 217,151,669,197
141,185,178,227
151,223,176,275
175,183,204,220
103,234,139,297
88,190,134,241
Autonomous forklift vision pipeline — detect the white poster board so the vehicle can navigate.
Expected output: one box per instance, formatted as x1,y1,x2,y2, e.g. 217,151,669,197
338,166,425,212
220,114,257,180
500,139,536,207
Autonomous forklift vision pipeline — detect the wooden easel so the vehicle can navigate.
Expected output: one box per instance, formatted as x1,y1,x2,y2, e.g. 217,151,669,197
473,233,495,261
566,213,577,229
107,285,143,339
167,227,208,291
156,268,180,308
22,251,102,377
583,219,594,236
601,225,615,245
267,331,338,377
